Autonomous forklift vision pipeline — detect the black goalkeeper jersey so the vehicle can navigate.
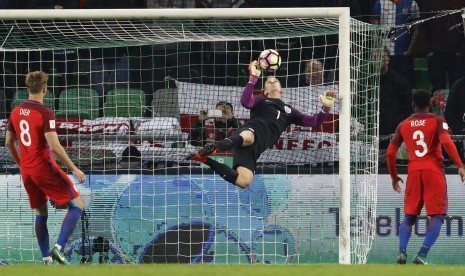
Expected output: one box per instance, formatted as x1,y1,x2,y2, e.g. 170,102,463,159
236,81,328,170
244,97,294,155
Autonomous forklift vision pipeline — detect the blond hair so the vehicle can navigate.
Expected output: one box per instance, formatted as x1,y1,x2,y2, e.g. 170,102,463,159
25,71,48,94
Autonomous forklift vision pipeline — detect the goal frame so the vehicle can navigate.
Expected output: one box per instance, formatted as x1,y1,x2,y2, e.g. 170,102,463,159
0,7,352,264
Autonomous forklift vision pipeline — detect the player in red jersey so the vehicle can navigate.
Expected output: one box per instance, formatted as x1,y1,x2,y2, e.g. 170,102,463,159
5,71,86,265
386,89,465,265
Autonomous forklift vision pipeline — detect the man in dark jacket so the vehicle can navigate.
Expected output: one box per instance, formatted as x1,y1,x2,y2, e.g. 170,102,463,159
377,47,412,136
445,77,465,135
411,0,465,91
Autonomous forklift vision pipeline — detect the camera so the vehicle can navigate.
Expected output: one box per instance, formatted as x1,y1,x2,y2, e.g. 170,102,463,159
207,109,223,118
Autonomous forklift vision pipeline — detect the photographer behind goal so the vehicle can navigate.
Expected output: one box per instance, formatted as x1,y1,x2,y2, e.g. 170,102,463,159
188,101,242,147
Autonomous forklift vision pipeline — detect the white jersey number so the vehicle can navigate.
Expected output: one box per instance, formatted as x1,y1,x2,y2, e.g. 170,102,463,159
19,119,32,147
413,130,427,157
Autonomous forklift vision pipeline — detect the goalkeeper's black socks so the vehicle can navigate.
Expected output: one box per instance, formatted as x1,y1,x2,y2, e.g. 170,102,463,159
215,135,244,151
205,158,239,185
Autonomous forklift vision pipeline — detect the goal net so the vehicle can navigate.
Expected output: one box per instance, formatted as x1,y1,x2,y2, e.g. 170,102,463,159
0,8,387,264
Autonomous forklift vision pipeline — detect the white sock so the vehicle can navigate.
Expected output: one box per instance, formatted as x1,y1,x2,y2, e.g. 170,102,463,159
54,244,62,251
43,256,52,262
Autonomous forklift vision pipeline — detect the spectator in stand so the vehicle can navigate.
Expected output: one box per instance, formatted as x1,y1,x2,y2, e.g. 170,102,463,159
189,101,242,147
444,77,465,162
376,47,412,137
286,58,339,114
411,0,465,92
445,76,465,136
291,59,328,87
371,0,420,87
282,59,339,117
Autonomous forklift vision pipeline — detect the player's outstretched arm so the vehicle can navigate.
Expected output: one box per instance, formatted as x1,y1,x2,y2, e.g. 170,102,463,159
291,91,335,127
45,131,85,183
5,131,20,166
240,61,262,109
386,142,403,193
248,60,261,83
319,90,336,112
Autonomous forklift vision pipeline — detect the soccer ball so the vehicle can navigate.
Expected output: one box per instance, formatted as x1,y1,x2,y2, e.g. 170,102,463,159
258,49,281,71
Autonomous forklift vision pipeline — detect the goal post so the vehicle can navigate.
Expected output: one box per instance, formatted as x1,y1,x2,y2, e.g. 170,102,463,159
0,8,387,264
337,9,351,265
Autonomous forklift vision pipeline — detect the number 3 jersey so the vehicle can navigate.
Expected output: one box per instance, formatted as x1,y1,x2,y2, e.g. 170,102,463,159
7,100,58,174
390,112,449,173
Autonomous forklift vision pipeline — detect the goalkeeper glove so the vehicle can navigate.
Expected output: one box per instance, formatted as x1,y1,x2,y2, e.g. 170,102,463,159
320,90,336,110
248,60,261,83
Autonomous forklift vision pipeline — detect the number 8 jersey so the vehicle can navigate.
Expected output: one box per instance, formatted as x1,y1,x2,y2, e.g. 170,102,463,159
7,100,57,174
391,113,450,174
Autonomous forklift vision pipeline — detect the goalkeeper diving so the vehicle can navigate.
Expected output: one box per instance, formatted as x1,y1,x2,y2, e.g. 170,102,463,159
186,60,335,189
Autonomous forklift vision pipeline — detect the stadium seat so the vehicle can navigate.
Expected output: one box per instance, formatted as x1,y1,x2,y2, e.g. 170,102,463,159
413,58,432,91
10,88,55,110
56,87,100,119
13,89,29,100
151,88,180,120
103,88,145,117
75,59,91,86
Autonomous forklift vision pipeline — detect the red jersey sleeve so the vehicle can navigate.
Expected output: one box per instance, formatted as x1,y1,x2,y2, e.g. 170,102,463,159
390,124,404,147
435,116,449,136
7,115,16,133
438,117,464,168
386,124,403,180
42,108,57,133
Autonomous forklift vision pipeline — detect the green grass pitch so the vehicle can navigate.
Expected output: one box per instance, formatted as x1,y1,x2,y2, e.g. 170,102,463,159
3,264,465,276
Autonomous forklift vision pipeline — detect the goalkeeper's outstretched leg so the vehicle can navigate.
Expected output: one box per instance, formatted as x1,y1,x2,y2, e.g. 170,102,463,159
187,131,253,189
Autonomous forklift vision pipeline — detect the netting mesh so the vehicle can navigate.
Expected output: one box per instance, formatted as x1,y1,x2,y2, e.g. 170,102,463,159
0,18,342,50
0,10,388,265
